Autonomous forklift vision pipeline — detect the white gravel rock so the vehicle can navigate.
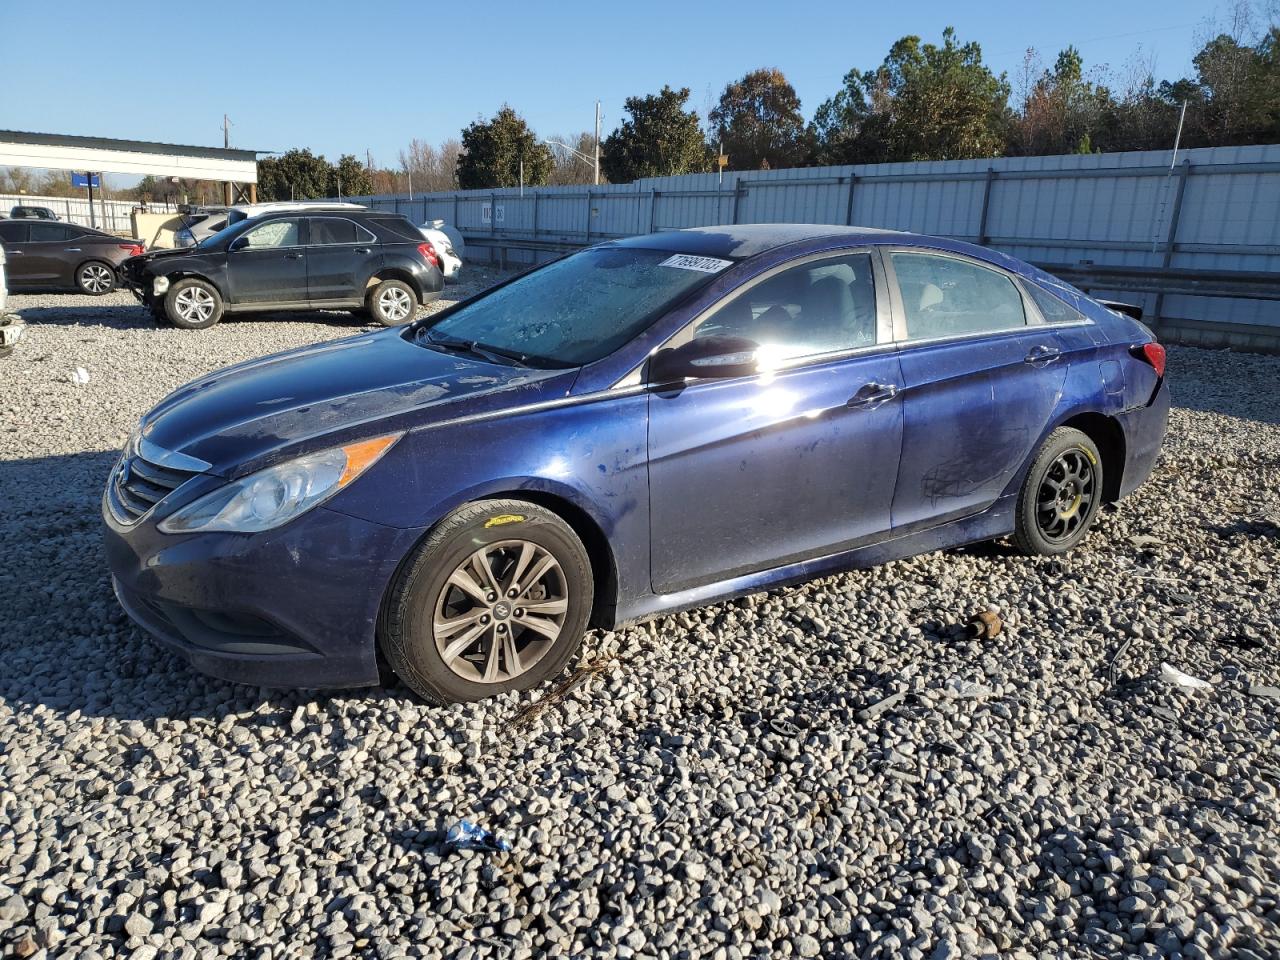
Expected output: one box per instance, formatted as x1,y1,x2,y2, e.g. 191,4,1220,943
1,283,1278,960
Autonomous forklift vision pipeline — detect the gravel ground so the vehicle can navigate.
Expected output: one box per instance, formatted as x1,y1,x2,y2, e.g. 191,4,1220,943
0,284,1278,960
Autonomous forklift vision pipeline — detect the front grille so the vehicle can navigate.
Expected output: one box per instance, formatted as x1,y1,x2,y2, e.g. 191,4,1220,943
107,436,205,524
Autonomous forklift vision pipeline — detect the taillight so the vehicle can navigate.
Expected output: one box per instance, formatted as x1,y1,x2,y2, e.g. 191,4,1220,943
417,242,439,269
119,244,145,257
1131,342,1166,378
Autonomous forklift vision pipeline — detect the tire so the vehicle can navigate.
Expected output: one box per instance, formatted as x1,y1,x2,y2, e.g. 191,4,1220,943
367,279,417,326
381,500,594,704
75,260,117,295
1014,427,1104,556
164,278,223,330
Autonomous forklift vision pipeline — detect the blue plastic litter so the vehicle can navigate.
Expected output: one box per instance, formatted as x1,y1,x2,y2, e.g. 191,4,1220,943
445,819,512,853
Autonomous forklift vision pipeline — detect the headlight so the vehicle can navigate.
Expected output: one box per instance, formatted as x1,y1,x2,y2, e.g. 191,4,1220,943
158,433,400,534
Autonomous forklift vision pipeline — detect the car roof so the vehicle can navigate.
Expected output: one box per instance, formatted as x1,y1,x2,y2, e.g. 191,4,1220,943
611,223,1027,266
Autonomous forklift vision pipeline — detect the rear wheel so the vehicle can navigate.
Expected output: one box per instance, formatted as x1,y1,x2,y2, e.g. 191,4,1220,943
76,261,117,295
164,278,223,330
381,500,593,704
368,279,417,326
1014,427,1104,556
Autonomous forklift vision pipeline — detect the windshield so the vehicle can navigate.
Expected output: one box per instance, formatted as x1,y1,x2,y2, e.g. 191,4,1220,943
422,246,729,366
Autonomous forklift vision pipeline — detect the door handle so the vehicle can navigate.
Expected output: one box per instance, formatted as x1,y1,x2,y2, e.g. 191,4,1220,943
1024,344,1062,366
847,382,899,408
285,252,305,260
64,247,82,252
8,250,22,255
353,247,372,254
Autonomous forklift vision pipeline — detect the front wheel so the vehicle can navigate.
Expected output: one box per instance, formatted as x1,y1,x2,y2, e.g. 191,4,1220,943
1014,427,1104,556
381,500,594,704
164,278,223,330
76,261,117,295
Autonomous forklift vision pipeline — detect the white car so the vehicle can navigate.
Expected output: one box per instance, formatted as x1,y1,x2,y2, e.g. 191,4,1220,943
225,201,367,227
0,245,24,357
419,220,463,283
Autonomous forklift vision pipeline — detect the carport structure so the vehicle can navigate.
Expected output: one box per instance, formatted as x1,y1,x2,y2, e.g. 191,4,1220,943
0,129,262,205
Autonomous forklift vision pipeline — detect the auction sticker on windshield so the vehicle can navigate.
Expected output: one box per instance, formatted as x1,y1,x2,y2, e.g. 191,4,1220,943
658,254,733,273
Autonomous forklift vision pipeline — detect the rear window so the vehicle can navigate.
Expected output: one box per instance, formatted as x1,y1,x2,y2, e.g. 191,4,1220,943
370,216,425,242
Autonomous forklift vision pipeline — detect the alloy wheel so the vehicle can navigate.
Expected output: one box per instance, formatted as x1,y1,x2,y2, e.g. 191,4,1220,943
432,540,569,684
1035,448,1096,543
80,264,114,293
378,287,413,322
175,287,215,323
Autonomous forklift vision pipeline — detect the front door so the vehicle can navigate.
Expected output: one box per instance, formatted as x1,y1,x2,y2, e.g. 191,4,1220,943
305,216,376,302
648,251,904,594
226,217,308,304
16,222,75,285
885,250,1069,531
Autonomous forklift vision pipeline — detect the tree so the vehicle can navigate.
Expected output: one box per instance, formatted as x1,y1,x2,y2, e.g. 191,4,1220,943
861,28,1011,162
809,69,874,165
600,85,707,182
256,148,332,201
710,69,810,170
1010,46,1116,155
330,154,373,198
546,131,600,185
456,107,553,189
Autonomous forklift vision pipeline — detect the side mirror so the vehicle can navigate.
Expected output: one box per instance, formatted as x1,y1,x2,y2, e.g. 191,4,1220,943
649,335,761,383
228,235,249,252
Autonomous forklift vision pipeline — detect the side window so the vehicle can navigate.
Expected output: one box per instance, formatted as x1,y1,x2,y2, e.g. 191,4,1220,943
693,253,878,361
242,219,299,249
1026,282,1083,325
310,218,359,245
891,253,1026,341
28,223,69,243
0,222,26,243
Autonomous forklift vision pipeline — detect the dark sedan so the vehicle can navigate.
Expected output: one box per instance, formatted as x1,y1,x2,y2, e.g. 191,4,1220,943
0,220,144,294
103,225,1169,704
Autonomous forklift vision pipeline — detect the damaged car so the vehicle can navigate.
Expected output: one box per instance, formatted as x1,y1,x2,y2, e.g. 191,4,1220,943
103,225,1169,704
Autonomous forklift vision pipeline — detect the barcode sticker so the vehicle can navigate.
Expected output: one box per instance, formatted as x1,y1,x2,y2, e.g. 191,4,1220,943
658,254,733,273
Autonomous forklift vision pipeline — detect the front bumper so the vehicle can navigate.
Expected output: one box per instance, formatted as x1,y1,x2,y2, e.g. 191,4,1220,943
104,498,426,689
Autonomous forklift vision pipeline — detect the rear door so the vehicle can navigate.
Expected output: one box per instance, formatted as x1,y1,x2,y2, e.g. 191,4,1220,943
647,250,904,594
0,222,30,284
885,249,1068,531
226,217,308,304
305,217,377,302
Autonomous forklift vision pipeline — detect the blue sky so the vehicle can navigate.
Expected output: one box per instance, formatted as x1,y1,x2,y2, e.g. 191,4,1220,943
3,0,1222,173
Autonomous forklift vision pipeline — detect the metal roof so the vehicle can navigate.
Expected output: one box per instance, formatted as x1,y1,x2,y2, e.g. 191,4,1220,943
0,130,266,161
0,130,264,183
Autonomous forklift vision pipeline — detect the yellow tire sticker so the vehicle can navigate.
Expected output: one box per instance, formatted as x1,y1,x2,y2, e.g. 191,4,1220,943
484,514,526,528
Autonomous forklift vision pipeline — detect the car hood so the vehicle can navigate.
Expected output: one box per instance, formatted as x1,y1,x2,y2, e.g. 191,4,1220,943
140,329,573,476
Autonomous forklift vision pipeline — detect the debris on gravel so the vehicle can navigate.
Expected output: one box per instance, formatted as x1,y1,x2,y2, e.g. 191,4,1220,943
1,276,1278,960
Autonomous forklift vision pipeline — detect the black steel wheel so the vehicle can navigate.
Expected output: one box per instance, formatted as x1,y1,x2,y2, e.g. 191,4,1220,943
1014,427,1104,556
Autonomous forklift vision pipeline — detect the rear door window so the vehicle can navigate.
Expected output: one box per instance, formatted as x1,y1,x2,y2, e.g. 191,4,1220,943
890,252,1027,341
310,218,373,245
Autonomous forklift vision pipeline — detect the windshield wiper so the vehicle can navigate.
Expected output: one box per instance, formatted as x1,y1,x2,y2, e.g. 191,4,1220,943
418,330,532,367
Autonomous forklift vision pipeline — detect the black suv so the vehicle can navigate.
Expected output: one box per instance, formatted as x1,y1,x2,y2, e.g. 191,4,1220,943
120,211,445,329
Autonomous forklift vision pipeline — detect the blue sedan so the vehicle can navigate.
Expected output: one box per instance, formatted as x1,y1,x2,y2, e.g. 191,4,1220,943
103,225,1169,703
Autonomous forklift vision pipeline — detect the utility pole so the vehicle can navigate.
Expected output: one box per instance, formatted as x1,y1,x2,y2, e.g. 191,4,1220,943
223,114,231,148
594,100,601,186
